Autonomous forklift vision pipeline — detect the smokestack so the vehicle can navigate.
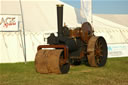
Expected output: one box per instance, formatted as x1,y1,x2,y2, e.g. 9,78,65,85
56,4,64,37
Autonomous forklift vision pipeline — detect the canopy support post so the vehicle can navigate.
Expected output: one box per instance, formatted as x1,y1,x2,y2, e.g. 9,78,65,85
19,0,27,64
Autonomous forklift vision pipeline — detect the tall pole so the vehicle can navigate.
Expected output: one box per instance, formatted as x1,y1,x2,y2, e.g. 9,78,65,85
91,0,94,32
91,0,93,24
80,0,92,24
19,0,27,64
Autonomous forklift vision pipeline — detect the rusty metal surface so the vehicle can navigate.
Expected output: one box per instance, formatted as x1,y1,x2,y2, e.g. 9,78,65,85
80,22,94,43
35,49,63,74
69,28,81,38
87,36,98,67
37,45,68,64
87,36,108,67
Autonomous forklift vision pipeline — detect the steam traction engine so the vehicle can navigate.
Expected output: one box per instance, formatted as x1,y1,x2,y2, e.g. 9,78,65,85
35,5,108,74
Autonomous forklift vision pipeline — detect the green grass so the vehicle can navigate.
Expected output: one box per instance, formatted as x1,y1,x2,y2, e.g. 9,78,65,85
0,57,128,85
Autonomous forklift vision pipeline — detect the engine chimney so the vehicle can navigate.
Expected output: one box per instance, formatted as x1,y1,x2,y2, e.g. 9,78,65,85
56,4,64,37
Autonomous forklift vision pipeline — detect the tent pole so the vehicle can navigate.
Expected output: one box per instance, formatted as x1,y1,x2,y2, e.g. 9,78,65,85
91,0,93,25
91,0,94,32
19,0,27,64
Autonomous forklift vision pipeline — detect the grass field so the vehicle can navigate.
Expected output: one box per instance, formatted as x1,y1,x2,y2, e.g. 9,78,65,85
0,57,128,85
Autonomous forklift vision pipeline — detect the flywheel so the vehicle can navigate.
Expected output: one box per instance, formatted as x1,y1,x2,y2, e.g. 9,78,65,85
35,49,70,74
87,36,108,67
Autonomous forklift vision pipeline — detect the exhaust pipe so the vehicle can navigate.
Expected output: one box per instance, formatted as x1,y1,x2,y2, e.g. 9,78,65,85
56,4,64,37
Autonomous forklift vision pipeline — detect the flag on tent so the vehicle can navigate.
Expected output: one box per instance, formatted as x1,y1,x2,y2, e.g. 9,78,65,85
80,0,92,23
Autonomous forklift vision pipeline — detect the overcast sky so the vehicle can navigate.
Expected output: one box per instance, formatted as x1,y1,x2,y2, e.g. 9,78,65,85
61,0,128,14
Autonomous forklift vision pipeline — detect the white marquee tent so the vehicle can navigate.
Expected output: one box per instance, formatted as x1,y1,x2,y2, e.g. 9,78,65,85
0,0,128,63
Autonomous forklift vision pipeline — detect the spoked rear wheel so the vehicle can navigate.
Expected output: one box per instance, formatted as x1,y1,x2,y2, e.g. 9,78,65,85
87,36,108,67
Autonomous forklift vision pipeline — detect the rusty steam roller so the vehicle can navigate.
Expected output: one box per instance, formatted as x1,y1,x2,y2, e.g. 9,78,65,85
35,4,108,74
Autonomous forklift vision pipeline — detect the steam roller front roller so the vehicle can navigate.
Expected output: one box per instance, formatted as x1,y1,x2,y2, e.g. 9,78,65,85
35,49,70,74
87,36,108,67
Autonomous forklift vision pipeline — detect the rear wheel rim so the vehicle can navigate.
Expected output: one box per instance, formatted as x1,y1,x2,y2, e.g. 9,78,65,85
87,36,108,67
95,37,108,66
